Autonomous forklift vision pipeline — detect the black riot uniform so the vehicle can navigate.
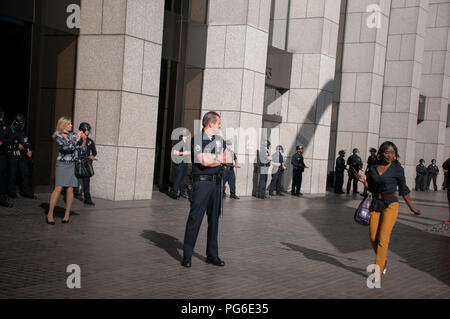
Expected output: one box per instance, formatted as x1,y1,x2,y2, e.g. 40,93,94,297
362,148,377,196
77,122,97,205
170,132,190,199
415,159,427,191
182,127,226,267
257,141,271,199
0,108,13,207
426,160,439,191
223,140,239,199
7,114,35,199
334,150,346,194
346,148,363,194
291,145,306,196
269,145,285,196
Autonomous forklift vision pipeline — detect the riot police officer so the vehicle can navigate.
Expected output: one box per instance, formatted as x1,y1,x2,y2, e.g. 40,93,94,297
0,108,12,207
77,122,97,205
170,129,190,200
426,159,439,191
346,148,363,194
334,150,346,194
181,111,231,268
269,145,286,196
7,113,36,199
257,140,272,199
291,145,307,196
361,148,377,196
223,139,239,199
415,159,427,191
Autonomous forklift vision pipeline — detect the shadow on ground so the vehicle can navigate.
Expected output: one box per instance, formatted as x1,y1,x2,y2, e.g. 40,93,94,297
141,230,205,262
39,203,78,218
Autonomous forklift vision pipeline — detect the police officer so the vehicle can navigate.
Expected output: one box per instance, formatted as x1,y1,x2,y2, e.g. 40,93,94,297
223,139,239,200
77,122,97,205
181,111,231,268
346,148,363,194
426,159,439,191
170,129,190,200
0,108,12,207
415,159,427,191
269,145,286,196
334,150,346,194
361,148,377,196
291,145,307,196
7,113,36,199
257,140,272,199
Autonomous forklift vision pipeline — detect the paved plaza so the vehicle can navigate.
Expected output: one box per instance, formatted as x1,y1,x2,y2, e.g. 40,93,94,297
0,189,449,299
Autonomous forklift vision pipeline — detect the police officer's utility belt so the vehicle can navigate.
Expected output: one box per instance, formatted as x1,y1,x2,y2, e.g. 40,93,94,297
224,165,234,170
193,174,221,182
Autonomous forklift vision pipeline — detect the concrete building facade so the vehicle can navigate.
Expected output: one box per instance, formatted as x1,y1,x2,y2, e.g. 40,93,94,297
2,0,449,200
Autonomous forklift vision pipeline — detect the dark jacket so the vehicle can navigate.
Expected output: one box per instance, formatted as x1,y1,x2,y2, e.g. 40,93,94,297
335,157,346,172
291,153,305,172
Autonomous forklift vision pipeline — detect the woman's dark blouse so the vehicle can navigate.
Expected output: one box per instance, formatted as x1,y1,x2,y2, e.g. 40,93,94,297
366,161,410,209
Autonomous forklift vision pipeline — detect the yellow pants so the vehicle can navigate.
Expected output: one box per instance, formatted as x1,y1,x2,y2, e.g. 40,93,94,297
369,202,399,272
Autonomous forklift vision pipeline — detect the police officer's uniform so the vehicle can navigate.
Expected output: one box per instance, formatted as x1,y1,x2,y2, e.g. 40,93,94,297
415,159,427,191
269,146,285,196
346,149,363,194
0,111,13,207
362,149,377,196
426,160,439,191
78,136,97,204
7,115,34,198
171,137,189,199
291,146,306,196
334,151,346,194
182,129,226,266
257,143,271,199
223,144,238,199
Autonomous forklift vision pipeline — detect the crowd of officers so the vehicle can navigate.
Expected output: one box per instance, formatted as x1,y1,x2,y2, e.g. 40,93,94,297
334,146,444,194
169,132,309,201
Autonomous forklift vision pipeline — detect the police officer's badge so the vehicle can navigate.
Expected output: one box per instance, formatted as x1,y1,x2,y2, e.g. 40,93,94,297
195,144,201,152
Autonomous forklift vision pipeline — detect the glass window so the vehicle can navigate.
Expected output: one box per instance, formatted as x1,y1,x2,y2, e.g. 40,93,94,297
268,0,290,51
447,104,450,127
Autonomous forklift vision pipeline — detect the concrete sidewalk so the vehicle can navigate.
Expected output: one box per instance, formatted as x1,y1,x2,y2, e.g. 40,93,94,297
0,189,448,298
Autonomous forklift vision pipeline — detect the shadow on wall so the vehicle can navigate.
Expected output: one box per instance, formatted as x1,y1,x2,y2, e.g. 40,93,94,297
301,196,450,286
265,80,335,193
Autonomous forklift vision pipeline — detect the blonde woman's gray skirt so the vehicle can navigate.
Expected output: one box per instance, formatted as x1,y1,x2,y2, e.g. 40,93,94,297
55,161,78,187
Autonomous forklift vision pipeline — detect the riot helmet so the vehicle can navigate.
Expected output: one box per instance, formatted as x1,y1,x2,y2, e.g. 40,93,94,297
369,148,377,153
338,150,345,156
353,148,359,154
79,122,91,135
12,113,25,130
226,139,233,146
296,145,304,151
419,159,425,164
276,145,284,152
431,159,436,164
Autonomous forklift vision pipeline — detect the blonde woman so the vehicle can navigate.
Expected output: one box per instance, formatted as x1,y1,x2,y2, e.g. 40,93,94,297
46,117,86,224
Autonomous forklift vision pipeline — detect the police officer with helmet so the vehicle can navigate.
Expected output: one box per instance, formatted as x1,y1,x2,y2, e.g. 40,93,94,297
181,111,231,268
291,145,307,196
257,140,272,199
346,148,363,194
269,145,286,196
7,113,36,199
415,159,427,191
426,159,439,191
170,129,190,200
0,108,13,207
361,147,377,196
223,139,239,200
334,150,346,194
77,122,97,205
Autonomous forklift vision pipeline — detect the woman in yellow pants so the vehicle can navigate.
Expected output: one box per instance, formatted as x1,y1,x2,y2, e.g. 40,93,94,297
356,141,421,282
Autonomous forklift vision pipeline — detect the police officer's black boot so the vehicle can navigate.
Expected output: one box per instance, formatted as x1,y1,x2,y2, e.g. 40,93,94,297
0,195,12,208
230,194,239,199
84,195,95,206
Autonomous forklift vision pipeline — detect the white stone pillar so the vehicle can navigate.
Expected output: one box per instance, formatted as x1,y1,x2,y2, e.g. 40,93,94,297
335,0,391,188
202,0,271,196
416,0,450,186
74,0,164,200
286,0,341,193
380,0,429,186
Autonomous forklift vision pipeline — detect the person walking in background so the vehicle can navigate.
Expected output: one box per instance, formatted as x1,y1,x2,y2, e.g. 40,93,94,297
426,159,439,191
46,116,86,224
415,159,426,191
361,148,377,196
346,148,363,194
334,150,346,194
356,141,421,284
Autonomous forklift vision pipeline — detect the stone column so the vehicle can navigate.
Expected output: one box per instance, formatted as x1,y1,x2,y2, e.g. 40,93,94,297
334,0,391,188
202,0,271,196
379,0,429,186
74,0,164,200
285,0,341,193
416,0,450,186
